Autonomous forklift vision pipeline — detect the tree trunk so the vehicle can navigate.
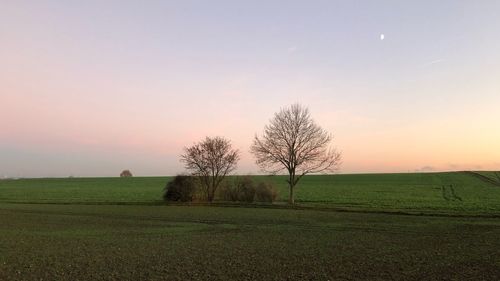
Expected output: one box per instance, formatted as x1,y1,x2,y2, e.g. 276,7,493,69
208,186,214,202
288,169,296,204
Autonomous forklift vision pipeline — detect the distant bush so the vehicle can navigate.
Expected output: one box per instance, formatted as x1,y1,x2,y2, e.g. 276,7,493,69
218,177,277,203
163,175,198,202
254,181,278,203
120,170,133,177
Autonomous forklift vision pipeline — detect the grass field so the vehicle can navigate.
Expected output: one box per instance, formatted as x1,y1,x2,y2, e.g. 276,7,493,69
1,203,500,281
1,172,500,215
1,172,500,280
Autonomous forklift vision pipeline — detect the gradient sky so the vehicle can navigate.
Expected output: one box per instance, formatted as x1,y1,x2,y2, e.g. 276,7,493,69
1,0,500,177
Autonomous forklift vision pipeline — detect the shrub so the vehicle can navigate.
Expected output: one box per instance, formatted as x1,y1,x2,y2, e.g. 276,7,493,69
218,181,239,201
234,176,256,203
163,175,198,202
255,181,278,203
218,176,256,202
120,170,133,177
218,176,277,203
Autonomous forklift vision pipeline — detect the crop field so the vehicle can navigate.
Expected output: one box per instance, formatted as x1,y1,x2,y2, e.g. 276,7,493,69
1,172,500,215
1,204,500,281
1,172,500,280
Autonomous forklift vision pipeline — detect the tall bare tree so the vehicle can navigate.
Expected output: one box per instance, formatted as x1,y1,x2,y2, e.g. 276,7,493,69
181,136,239,202
251,104,341,204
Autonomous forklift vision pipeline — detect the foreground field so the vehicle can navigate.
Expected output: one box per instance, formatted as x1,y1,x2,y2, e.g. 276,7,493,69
1,172,500,214
1,204,499,281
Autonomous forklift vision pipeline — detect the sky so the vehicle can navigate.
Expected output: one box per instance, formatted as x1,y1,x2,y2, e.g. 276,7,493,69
1,0,500,177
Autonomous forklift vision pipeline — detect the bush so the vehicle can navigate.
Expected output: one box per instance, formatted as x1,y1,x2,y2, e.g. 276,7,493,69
218,176,255,202
255,181,278,203
218,177,277,203
218,181,239,201
120,170,133,177
235,176,256,203
163,175,198,202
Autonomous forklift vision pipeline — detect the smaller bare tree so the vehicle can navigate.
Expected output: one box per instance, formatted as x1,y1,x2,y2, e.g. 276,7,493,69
251,104,341,204
181,136,239,202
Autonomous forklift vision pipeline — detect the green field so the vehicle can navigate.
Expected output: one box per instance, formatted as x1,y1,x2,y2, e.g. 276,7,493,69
1,172,500,215
1,204,499,280
1,172,500,280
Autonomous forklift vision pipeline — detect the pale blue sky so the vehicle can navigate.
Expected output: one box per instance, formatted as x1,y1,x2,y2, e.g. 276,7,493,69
1,1,500,177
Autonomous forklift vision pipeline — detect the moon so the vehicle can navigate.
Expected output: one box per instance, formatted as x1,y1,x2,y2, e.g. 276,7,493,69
380,34,385,41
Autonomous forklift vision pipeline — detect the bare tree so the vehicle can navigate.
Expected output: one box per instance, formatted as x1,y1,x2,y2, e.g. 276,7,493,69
181,136,240,202
251,104,341,204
